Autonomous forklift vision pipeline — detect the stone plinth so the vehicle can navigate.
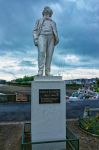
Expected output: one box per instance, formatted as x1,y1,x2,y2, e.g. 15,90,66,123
31,76,66,150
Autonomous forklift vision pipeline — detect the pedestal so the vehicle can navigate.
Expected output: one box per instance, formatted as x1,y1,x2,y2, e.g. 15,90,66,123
31,76,66,150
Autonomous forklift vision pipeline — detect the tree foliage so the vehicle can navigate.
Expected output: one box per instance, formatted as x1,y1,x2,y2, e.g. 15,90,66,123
94,78,99,92
15,75,34,83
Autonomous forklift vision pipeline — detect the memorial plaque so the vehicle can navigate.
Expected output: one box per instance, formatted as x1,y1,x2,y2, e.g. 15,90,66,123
39,89,60,104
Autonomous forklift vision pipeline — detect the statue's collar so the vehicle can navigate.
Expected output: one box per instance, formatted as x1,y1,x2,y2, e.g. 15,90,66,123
43,17,52,21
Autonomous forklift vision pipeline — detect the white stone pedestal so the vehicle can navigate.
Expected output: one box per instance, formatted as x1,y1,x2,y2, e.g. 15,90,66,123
31,76,66,150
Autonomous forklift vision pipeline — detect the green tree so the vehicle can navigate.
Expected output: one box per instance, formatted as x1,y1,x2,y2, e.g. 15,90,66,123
15,75,34,83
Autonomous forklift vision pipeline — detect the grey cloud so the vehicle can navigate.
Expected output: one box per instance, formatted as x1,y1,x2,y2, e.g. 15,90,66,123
0,0,99,74
0,69,16,78
19,60,36,67
53,54,99,69
56,0,99,59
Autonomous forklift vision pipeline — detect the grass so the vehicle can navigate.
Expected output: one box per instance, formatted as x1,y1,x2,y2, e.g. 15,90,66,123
79,116,99,136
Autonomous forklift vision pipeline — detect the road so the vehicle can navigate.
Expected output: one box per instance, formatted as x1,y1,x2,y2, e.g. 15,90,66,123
0,100,99,122
66,99,99,119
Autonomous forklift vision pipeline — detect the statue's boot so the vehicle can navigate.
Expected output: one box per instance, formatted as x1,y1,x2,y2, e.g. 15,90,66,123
45,71,53,76
37,70,43,76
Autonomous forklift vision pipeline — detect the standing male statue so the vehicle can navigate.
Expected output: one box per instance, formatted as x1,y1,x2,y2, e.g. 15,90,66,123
33,6,59,76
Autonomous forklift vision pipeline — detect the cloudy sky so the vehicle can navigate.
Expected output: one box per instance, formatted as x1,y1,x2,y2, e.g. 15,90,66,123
0,0,99,81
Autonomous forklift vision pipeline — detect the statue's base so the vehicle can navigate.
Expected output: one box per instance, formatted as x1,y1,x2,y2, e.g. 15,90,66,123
34,75,62,81
31,76,66,150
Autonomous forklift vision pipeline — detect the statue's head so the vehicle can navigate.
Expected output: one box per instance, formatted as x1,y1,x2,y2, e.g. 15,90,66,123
42,6,53,17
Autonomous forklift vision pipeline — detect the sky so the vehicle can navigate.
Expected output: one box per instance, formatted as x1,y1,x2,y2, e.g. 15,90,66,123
0,0,99,81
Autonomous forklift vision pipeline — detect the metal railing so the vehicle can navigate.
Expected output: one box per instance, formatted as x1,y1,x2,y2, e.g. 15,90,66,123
83,107,99,118
66,127,79,150
21,123,79,150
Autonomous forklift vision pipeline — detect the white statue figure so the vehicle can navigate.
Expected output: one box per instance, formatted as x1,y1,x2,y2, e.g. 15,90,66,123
33,6,59,76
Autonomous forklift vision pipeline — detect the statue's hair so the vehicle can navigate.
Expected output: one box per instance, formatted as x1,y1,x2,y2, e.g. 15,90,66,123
42,6,53,17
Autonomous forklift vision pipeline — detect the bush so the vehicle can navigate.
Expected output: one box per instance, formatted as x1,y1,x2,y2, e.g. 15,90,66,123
79,116,99,135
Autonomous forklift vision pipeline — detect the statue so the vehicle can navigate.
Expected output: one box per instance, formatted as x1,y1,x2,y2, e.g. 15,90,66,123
33,6,59,76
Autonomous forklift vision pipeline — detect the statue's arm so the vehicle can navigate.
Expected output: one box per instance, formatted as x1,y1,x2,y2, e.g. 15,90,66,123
33,20,39,46
52,22,59,45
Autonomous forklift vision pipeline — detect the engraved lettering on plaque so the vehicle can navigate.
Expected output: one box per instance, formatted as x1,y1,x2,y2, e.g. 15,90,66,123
39,89,60,104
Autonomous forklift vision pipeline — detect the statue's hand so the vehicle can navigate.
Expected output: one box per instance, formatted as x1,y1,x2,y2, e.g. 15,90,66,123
34,39,38,46
54,37,59,46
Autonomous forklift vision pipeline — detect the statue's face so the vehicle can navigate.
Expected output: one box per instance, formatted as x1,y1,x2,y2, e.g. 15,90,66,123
43,12,50,18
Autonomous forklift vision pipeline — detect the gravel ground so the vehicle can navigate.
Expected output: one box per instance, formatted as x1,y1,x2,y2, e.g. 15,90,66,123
0,124,22,150
67,120,99,150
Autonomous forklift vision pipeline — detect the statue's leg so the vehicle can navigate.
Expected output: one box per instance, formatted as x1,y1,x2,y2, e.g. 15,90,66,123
38,35,47,75
45,35,54,76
